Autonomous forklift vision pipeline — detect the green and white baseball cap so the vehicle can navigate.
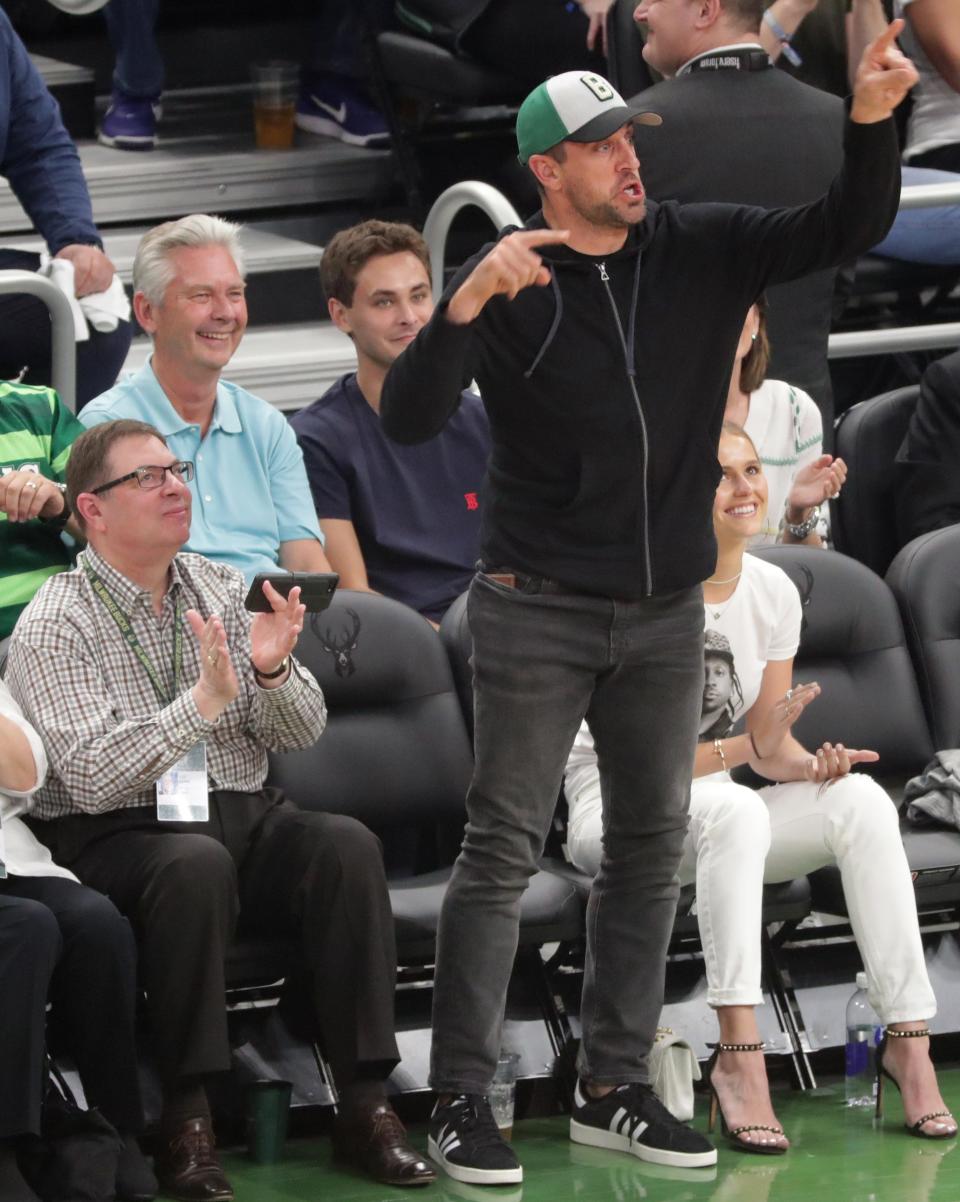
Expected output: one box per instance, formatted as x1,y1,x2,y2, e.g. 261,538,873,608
517,71,662,165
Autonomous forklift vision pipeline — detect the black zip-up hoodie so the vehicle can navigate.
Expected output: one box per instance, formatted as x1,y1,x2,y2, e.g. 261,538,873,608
381,115,900,599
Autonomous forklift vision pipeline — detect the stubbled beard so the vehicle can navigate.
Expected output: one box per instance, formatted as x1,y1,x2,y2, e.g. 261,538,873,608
571,195,645,230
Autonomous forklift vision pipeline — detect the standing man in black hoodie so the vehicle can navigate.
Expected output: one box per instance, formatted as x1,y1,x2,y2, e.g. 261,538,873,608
382,29,916,1188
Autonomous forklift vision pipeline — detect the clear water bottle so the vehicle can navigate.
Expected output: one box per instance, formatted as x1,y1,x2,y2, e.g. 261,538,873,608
845,971,883,1108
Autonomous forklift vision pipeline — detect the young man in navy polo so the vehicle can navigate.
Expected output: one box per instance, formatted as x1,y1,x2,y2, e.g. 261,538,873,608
291,220,490,625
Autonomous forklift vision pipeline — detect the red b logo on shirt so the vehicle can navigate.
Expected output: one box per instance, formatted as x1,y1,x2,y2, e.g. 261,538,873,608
464,492,479,511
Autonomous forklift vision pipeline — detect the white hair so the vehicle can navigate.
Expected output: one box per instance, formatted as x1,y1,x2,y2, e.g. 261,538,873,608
133,213,246,306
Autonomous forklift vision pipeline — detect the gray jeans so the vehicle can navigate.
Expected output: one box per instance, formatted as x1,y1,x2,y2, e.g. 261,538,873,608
430,571,704,1093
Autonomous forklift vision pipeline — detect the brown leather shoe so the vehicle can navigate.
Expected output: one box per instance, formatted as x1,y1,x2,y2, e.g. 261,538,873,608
335,1101,437,1187
155,1118,234,1202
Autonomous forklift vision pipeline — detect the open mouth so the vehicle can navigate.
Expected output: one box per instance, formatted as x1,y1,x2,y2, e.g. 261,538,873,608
623,182,644,201
726,503,758,517
198,331,233,344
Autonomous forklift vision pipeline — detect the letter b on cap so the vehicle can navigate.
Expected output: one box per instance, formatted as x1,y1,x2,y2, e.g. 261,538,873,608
581,73,615,102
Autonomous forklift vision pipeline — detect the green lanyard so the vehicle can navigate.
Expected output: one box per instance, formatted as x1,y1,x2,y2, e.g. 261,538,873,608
83,562,183,705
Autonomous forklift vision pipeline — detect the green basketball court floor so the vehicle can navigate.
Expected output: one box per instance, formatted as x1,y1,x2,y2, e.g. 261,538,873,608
212,1067,960,1202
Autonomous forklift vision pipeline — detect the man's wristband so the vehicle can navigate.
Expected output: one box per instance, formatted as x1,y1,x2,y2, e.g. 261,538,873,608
252,656,289,681
749,731,764,760
763,8,803,66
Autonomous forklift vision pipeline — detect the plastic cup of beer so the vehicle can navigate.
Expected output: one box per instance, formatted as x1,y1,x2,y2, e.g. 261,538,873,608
488,1051,521,1141
251,61,298,149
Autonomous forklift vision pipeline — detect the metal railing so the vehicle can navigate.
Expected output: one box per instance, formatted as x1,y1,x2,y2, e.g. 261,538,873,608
0,270,76,409
829,322,960,359
899,181,960,210
423,181,521,300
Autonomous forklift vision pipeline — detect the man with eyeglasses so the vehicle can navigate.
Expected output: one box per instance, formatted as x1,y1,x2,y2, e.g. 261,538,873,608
80,213,331,585
6,419,436,1199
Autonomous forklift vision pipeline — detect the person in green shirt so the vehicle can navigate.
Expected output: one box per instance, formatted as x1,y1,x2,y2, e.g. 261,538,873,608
0,381,84,639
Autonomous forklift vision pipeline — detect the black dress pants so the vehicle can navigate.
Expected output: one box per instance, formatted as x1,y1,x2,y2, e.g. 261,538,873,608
42,791,400,1092
0,878,143,1138
0,249,132,410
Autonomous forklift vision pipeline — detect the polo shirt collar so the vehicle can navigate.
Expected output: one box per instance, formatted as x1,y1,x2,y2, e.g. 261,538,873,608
137,356,243,437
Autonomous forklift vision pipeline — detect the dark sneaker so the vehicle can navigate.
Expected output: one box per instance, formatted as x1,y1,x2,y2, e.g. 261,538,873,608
294,75,389,147
570,1080,717,1169
428,1095,522,1185
99,90,158,149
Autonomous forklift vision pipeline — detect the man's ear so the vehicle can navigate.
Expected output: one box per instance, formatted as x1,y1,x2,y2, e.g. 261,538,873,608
696,0,723,29
328,296,353,337
74,491,106,533
528,152,562,194
133,290,158,335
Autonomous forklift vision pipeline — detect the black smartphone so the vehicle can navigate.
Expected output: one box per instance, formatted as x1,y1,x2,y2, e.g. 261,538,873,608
244,571,339,613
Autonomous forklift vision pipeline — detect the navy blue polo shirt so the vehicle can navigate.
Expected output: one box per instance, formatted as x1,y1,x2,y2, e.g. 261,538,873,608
291,373,490,621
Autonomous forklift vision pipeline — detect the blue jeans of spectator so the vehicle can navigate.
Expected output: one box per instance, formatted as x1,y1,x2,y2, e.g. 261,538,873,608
429,571,704,1093
105,0,162,99
872,166,960,265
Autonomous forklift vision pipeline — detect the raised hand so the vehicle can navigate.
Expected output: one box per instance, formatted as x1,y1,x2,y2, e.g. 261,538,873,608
749,681,820,761
0,468,66,522
851,20,919,124
250,580,305,680
447,230,572,325
788,455,847,512
187,609,239,720
804,741,880,783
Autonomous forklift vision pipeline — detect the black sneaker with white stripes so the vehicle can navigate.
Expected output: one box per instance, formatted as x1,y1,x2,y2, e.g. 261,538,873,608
428,1094,523,1185
570,1080,717,1169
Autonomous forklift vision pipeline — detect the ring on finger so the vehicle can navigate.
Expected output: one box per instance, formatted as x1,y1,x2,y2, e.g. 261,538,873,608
24,480,38,490
785,688,794,702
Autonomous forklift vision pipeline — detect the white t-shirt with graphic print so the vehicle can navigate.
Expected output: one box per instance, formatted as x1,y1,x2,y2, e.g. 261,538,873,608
565,554,802,795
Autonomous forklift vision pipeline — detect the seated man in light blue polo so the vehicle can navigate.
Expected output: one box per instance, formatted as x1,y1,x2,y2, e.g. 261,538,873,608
80,213,330,582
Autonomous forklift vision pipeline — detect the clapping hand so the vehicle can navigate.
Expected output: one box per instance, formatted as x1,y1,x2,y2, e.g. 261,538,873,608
750,681,820,761
804,741,879,784
788,455,847,512
250,581,305,678
187,610,238,719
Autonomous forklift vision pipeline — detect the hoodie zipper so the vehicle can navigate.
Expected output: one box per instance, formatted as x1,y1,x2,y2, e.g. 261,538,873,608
596,261,653,596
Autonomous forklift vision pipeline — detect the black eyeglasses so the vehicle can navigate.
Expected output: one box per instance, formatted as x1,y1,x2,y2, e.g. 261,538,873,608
91,461,195,496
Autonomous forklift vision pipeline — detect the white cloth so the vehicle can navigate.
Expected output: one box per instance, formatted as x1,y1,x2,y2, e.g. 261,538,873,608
38,254,131,343
565,556,936,1022
742,378,823,546
896,0,960,161
0,680,77,879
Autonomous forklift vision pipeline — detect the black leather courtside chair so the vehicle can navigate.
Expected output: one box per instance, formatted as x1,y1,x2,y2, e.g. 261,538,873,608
887,525,960,751
832,385,920,576
751,545,960,921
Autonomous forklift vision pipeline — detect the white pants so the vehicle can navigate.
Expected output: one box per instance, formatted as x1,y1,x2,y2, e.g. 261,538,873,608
565,769,936,1022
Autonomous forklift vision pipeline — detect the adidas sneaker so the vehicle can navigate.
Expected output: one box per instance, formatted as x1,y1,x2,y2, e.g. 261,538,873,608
428,1094,522,1185
570,1080,717,1169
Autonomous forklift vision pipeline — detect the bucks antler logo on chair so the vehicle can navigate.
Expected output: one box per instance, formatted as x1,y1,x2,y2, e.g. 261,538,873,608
313,608,361,677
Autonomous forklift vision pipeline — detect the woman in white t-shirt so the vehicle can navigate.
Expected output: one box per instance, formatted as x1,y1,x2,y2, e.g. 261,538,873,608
565,425,955,1155
724,301,845,547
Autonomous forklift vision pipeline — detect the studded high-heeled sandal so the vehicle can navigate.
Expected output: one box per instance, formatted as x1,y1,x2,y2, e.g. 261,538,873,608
704,1042,788,1156
876,1028,957,1139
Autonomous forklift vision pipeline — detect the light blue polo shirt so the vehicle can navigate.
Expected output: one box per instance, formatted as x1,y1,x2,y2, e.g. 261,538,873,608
81,359,323,583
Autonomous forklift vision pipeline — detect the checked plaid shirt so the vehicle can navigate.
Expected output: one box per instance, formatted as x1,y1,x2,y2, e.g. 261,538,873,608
6,546,326,820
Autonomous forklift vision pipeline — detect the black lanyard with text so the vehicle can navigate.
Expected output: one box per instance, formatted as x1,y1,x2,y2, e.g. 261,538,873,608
83,562,183,705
